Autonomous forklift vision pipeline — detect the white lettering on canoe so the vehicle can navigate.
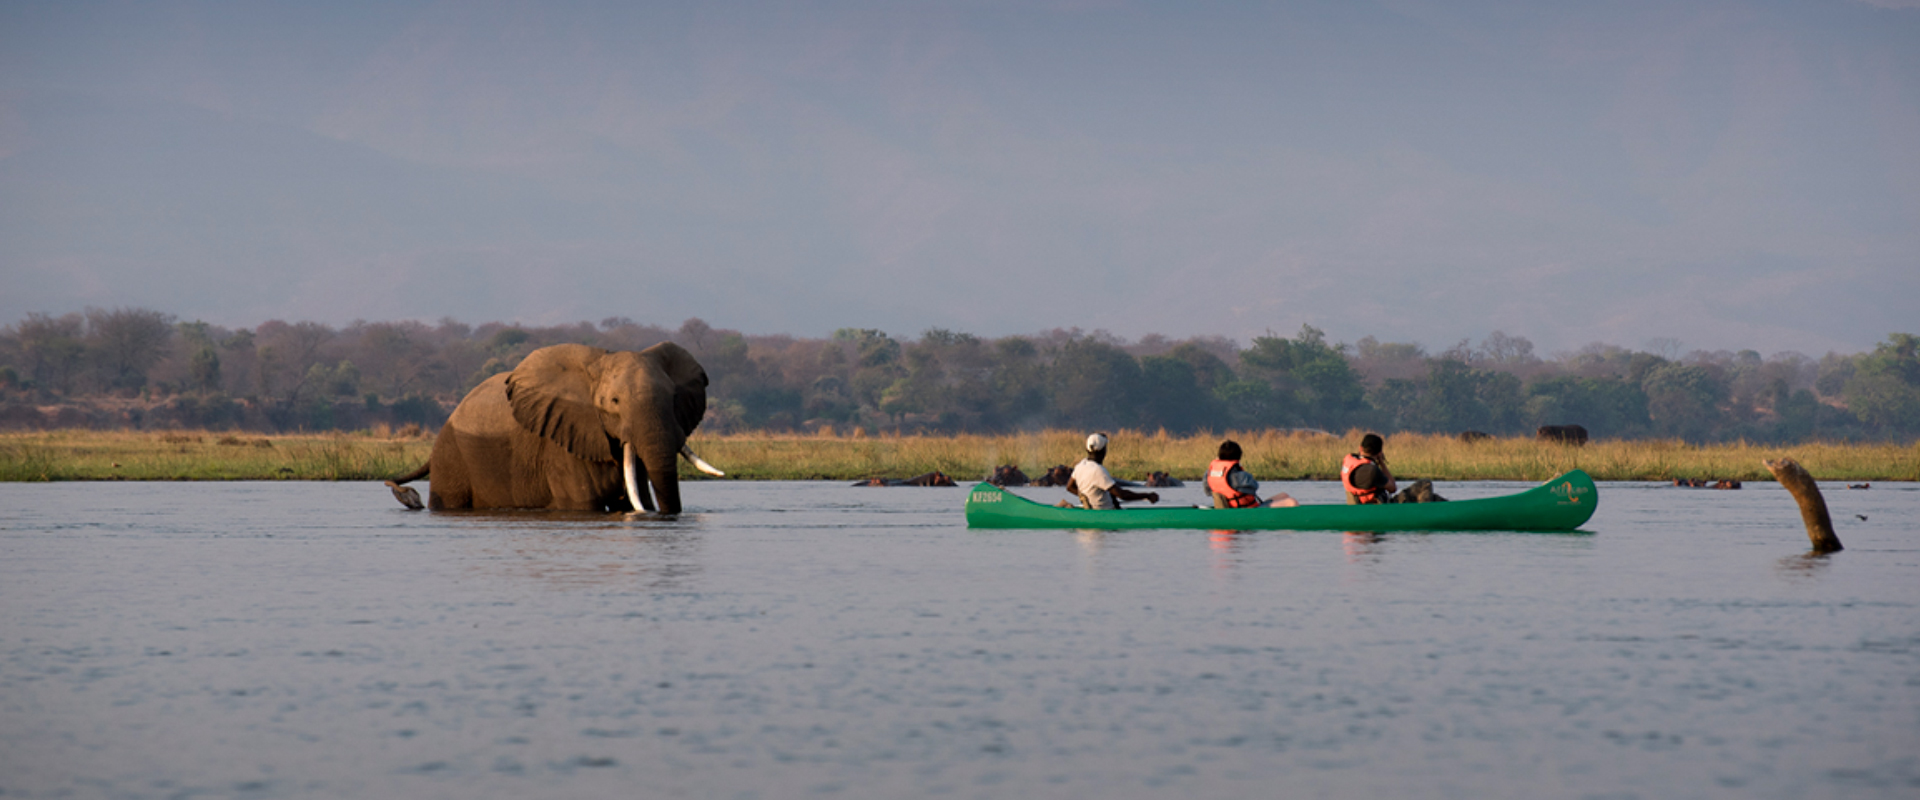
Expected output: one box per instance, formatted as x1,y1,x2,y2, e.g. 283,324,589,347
970,491,1002,504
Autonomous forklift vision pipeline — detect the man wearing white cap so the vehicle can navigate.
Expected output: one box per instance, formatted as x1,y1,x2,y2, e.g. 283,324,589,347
1067,432,1161,510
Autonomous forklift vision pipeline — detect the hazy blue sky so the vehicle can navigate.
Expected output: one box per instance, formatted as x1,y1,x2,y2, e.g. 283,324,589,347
3,0,1915,356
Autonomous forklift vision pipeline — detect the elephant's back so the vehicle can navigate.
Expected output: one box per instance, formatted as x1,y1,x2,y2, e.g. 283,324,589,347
429,372,537,509
445,373,513,434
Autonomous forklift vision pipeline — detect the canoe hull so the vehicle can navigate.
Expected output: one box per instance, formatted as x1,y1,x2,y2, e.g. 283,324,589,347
964,470,1598,532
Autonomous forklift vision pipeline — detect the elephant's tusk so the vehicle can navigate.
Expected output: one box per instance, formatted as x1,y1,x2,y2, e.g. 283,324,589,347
623,442,648,511
681,444,725,476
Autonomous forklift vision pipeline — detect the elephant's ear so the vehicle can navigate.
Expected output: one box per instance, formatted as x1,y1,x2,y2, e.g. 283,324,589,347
506,344,617,463
642,341,709,435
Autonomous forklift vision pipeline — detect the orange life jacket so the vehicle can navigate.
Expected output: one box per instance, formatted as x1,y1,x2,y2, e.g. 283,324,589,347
1342,452,1386,503
1207,459,1261,508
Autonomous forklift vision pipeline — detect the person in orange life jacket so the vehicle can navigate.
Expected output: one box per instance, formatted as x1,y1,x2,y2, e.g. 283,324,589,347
1342,433,1397,504
1065,432,1161,509
1206,440,1299,508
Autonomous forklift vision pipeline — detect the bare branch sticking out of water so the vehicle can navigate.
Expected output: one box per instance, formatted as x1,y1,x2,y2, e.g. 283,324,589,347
1763,458,1842,554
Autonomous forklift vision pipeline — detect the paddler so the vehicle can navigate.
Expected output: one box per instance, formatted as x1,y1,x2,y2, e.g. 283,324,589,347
1206,440,1299,508
1066,432,1160,509
1341,433,1397,504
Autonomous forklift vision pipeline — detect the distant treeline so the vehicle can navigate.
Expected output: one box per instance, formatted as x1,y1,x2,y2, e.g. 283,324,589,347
1,308,1916,443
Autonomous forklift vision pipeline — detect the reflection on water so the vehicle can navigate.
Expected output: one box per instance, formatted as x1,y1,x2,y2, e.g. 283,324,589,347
1774,551,1837,582
439,510,709,590
1207,529,1245,552
1,479,1916,800
468,530,702,590
1207,529,1251,581
1341,530,1383,560
1341,531,1389,587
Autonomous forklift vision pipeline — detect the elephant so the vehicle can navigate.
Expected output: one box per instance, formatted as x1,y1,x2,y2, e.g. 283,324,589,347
1535,424,1589,446
385,342,723,514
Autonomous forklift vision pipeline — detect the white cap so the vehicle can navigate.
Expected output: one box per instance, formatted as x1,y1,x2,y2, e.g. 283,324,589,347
1085,432,1109,452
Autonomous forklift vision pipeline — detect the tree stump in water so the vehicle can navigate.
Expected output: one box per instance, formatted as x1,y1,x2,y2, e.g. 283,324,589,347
1762,458,1842,554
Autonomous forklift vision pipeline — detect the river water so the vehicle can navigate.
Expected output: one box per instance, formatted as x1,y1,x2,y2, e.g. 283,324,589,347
1,478,1915,799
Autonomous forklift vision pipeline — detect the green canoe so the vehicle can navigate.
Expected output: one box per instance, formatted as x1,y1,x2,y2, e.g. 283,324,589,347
964,470,1598,532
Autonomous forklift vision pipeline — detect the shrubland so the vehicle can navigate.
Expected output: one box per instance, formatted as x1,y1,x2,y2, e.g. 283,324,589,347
3,310,1917,448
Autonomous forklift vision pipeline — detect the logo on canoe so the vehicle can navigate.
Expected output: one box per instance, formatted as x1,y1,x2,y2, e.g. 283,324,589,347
970,490,1002,504
1549,481,1590,504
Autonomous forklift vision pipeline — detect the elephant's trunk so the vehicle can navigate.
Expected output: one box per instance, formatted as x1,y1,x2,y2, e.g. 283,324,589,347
648,460,682,515
623,443,654,513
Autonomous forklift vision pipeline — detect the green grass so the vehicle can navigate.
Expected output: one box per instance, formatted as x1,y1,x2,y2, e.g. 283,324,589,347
2,428,1914,482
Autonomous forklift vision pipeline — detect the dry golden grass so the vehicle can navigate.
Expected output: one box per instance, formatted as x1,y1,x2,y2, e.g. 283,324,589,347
689,428,1916,483
2,427,1912,482
0,429,432,481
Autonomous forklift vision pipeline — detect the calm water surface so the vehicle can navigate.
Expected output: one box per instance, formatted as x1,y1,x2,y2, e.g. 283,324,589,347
2,478,1915,799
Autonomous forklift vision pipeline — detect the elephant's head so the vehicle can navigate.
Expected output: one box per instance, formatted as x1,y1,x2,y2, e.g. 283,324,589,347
504,342,722,514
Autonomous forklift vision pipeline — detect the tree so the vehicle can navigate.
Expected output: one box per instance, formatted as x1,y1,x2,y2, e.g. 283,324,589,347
14,312,87,394
1525,375,1650,438
1409,360,1487,433
189,346,222,394
353,321,435,396
1165,342,1235,391
1137,354,1222,434
254,321,333,403
1477,331,1538,365
1353,336,1427,384
1217,378,1290,430
1642,363,1725,441
879,347,939,420
676,318,714,353
1367,378,1422,430
899,329,995,430
219,329,257,396
85,307,176,392
1843,333,1920,436
1239,325,1366,430
172,320,223,395
488,327,531,352
988,337,1049,428
1050,338,1143,431
1763,379,1818,443
833,329,904,417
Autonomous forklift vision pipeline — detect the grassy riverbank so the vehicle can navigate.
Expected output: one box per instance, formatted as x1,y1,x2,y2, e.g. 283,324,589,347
0,429,432,482
3,428,1914,482
697,429,1918,482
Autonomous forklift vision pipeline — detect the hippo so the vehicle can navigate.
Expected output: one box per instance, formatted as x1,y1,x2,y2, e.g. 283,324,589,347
1536,424,1589,446
852,471,957,487
1029,464,1074,487
987,465,1030,487
1143,471,1183,487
